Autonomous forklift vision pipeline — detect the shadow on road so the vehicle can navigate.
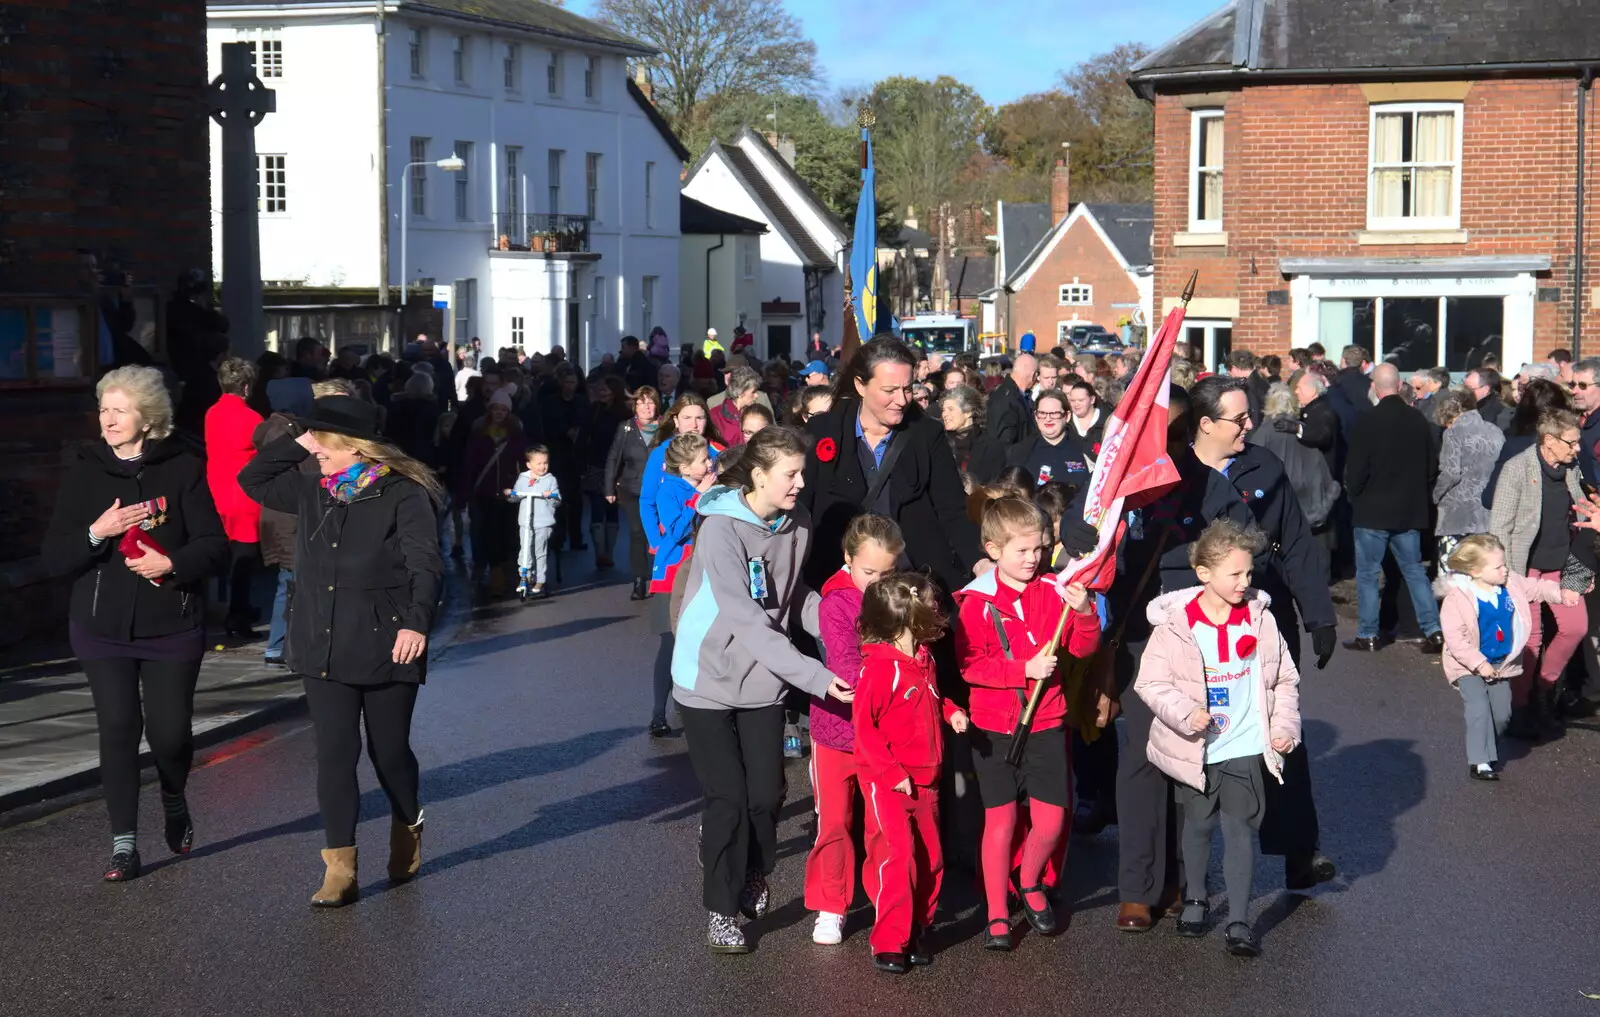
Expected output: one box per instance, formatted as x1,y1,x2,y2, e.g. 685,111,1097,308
172,726,638,865
438,615,631,663
1306,718,1425,885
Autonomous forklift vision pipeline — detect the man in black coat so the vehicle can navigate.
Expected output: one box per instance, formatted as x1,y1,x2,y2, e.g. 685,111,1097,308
1333,345,1372,411
800,337,983,594
1466,366,1513,433
1294,370,1343,479
984,352,1038,449
1342,364,1442,653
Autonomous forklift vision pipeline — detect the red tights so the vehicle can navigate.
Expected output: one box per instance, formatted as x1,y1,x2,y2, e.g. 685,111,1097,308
981,800,1067,920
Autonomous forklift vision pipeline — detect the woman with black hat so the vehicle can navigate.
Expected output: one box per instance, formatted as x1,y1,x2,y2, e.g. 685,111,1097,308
239,394,444,907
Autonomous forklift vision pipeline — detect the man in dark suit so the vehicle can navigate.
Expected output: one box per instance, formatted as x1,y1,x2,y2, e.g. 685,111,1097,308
1343,363,1442,654
800,337,983,594
984,352,1037,449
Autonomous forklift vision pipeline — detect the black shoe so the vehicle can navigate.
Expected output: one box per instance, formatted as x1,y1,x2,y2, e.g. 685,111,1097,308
225,620,260,640
1174,899,1208,937
873,952,909,974
1285,852,1337,890
103,847,141,882
1469,764,1500,782
982,918,1013,952
907,929,933,967
1342,637,1383,652
1536,686,1565,741
262,655,286,670
164,805,194,855
1223,921,1260,957
1421,631,1444,655
648,719,671,738
629,579,647,601
1566,696,1600,719
1018,884,1058,935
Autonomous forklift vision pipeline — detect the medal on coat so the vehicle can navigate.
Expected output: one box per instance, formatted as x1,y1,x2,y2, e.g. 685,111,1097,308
136,497,168,530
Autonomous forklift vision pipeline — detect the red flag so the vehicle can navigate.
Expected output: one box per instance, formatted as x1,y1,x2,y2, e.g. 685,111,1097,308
1054,298,1190,592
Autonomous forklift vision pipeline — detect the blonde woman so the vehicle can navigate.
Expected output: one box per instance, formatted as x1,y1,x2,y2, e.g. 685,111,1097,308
43,366,229,881
239,395,443,907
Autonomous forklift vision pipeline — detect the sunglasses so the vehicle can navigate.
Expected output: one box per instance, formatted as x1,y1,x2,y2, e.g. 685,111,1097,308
1035,410,1066,420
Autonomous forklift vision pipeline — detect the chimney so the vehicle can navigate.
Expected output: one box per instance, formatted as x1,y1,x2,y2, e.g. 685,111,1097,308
633,64,652,102
776,136,797,168
1051,142,1072,224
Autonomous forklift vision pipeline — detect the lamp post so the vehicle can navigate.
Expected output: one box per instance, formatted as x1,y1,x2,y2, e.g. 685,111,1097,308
399,153,466,310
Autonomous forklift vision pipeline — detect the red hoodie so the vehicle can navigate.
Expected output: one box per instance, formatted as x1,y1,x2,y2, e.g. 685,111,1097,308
952,568,1101,735
853,642,958,789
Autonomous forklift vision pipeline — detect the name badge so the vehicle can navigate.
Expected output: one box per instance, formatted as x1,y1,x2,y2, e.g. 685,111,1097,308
1207,687,1229,708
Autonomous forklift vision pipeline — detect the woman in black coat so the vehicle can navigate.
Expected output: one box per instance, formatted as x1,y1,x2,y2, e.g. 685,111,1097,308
603,384,662,593
936,383,1007,485
239,395,443,908
43,366,229,882
583,376,632,568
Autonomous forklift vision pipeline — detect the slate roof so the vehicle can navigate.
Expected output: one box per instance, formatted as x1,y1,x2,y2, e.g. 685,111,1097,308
1084,203,1154,268
942,255,996,298
734,127,849,240
998,202,1051,281
1131,0,1600,93
680,195,767,235
627,78,690,162
721,144,837,269
208,0,656,55
885,224,935,251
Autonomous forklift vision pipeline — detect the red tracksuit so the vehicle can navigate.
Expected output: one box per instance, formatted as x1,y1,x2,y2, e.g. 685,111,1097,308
854,642,958,954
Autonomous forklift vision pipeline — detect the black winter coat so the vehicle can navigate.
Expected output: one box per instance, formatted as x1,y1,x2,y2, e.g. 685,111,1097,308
43,438,229,641
985,377,1034,449
239,435,443,685
1298,393,1345,478
1150,443,1335,657
800,405,983,593
385,393,441,468
1345,395,1436,532
603,418,654,497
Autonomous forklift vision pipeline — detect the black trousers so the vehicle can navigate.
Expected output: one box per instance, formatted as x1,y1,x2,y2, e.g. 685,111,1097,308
678,702,785,916
470,496,518,570
556,470,584,546
303,677,421,850
226,540,259,625
84,656,202,833
1115,681,1181,906
618,491,651,583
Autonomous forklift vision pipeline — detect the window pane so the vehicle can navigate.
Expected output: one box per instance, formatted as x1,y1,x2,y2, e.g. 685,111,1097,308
1200,117,1223,169
0,308,26,379
38,306,84,378
1317,298,1376,367
1373,112,1406,164
1211,328,1233,371
1380,297,1439,371
1444,297,1504,372
1415,167,1453,217
1416,112,1455,162
1371,169,1407,218
1200,171,1222,221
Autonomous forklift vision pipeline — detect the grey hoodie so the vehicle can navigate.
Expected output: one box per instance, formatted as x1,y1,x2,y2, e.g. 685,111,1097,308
670,485,833,710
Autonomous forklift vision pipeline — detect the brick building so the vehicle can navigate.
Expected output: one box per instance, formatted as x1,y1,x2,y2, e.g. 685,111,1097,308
0,0,211,645
1130,0,1600,373
996,158,1154,347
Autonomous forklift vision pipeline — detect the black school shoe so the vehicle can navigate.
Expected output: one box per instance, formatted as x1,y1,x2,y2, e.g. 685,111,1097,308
982,918,1013,952
1174,899,1209,937
1224,921,1261,957
907,928,933,967
1018,884,1058,935
103,847,141,882
873,952,909,974
1285,852,1337,890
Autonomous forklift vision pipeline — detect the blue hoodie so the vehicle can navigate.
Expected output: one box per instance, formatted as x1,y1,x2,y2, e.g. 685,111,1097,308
649,473,699,592
670,485,833,710
640,438,720,549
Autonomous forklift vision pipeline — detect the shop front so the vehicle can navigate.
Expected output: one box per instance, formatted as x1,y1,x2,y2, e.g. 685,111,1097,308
1282,255,1548,375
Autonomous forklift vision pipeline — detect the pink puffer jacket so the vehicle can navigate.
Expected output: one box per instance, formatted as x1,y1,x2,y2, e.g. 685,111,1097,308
1436,570,1564,683
811,569,863,752
1133,588,1301,792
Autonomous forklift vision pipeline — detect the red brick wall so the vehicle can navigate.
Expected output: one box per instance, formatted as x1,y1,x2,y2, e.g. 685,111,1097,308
1012,214,1143,345
1151,77,1600,357
0,0,211,647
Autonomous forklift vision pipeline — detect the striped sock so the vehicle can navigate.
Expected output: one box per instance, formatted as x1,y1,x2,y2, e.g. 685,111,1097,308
160,791,188,821
112,832,137,856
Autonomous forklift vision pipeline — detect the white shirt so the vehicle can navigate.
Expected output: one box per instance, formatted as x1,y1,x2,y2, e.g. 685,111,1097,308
1185,595,1266,766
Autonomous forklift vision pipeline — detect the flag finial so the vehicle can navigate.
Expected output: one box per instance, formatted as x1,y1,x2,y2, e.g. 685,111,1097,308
1181,270,1199,304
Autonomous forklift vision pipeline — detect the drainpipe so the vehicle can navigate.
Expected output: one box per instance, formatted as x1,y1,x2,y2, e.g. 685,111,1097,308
705,234,725,334
376,3,392,351
1576,67,1595,356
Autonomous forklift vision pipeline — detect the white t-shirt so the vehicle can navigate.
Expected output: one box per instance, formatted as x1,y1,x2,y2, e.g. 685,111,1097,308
1185,594,1266,765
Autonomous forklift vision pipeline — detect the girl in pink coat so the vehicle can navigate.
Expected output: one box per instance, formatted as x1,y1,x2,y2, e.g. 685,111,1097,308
1134,518,1301,959
1436,533,1576,781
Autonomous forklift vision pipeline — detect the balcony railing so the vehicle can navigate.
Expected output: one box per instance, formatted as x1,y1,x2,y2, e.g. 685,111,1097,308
492,213,591,253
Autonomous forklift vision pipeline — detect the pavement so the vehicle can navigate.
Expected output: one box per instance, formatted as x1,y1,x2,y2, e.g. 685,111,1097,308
2,551,1600,1016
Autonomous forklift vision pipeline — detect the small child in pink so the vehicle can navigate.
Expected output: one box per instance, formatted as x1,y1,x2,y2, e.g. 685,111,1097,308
805,514,903,946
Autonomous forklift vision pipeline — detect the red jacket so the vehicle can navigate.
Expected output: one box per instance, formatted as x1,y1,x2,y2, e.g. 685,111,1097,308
708,399,743,449
205,393,264,543
953,568,1102,735
853,642,957,789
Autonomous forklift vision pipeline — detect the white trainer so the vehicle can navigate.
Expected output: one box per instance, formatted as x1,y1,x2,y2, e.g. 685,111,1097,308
812,911,845,945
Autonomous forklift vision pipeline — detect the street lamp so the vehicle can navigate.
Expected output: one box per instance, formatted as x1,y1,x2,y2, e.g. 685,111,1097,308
399,153,466,305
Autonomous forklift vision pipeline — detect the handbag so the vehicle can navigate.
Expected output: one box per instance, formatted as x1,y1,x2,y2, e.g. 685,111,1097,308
118,528,170,586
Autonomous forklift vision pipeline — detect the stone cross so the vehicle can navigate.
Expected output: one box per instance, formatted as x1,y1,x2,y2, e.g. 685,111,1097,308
208,42,276,358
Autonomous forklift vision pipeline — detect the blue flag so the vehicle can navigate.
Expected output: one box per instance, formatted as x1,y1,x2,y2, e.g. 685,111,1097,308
850,128,877,339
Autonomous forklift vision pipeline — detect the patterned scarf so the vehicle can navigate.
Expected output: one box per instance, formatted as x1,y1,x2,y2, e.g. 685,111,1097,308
636,418,660,442
321,461,390,503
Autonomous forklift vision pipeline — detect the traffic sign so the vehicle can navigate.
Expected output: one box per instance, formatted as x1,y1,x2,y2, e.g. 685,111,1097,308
432,285,452,309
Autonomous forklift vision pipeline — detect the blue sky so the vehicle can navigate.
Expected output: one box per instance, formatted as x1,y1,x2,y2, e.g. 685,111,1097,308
570,0,1214,105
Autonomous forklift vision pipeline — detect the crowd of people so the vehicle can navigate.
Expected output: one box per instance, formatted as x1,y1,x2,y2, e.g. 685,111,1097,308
43,311,1600,970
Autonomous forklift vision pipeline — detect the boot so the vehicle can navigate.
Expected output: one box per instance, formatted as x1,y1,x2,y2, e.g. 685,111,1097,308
629,578,648,601
603,521,619,565
1536,684,1565,741
311,847,359,908
591,524,612,568
388,809,424,883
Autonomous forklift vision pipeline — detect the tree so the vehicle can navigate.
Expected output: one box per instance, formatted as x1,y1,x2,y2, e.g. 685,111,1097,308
683,91,859,218
594,0,819,126
868,77,991,249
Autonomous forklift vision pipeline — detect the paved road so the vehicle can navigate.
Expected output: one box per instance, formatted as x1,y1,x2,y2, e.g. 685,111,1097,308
3,557,1599,1017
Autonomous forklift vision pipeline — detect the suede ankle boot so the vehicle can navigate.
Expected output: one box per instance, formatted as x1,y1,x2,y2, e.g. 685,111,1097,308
311,847,359,908
388,809,425,883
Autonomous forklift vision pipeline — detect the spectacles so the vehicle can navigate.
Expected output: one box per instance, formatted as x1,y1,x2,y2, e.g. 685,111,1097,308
1575,381,1595,391
1551,435,1582,449
1035,410,1065,420
1213,413,1252,430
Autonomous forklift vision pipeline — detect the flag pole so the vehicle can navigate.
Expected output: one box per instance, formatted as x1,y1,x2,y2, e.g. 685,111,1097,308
1003,270,1200,767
